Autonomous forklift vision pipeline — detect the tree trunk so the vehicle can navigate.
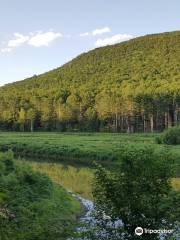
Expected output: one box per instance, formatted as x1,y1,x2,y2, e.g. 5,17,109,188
126,116,131,133
173,103,178,126
165,112,168,129
168,106,173,128
115,112,118,132
143,114,146,133
30,120,34,132
21,122,25,132
150,114,154,133
130,124,134,133
120,116,124,132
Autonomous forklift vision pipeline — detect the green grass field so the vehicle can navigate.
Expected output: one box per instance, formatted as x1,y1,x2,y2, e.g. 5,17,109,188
0,132,179,199
0,132,176,163
0,132,179,168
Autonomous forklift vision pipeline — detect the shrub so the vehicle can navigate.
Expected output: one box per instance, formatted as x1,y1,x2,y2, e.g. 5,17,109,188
0,151,81,240
161,126,180,145
92,145,179,240
155,136,162,144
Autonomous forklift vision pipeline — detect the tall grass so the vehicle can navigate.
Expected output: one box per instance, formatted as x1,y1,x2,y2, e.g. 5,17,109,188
172,178,180,191
0,132,157,166
1,132,179,169
19,160,94,199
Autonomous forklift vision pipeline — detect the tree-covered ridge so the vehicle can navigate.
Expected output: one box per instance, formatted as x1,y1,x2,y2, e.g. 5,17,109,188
0,31,180,132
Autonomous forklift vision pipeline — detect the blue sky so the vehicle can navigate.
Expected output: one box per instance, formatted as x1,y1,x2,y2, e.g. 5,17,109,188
0,0,179,85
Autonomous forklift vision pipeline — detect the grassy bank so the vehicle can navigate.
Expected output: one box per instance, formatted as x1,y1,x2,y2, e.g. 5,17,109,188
0,132,157,163
0,132,179,175
0,151,81,240
19,160,94,199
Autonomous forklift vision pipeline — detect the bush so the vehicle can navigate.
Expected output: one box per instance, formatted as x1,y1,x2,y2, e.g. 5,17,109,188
92,145,179,240
0,151,81,240
155,136,162,144
161,126,180,145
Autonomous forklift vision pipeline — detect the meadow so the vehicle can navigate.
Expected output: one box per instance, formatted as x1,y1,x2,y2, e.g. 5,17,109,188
0,132,179,199
0,132,178,165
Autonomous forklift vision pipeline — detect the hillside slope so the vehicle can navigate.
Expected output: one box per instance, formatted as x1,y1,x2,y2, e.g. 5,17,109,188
0,31,180,132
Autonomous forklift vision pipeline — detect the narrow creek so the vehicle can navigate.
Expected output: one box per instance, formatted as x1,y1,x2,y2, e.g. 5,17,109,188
68,193,180,240
69,195,125,240
67,192,94,240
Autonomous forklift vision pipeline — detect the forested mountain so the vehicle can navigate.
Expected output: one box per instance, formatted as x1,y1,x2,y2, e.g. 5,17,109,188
0,31,180,132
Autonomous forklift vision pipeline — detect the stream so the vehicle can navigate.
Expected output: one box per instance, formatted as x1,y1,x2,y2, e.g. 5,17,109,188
67,192,94,240
68,193,179,240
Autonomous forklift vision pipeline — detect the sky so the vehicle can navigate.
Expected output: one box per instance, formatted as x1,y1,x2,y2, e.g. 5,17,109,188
0,0,179,86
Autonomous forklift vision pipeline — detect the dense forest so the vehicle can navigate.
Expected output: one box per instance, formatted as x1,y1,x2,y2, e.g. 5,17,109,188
0,31,180,132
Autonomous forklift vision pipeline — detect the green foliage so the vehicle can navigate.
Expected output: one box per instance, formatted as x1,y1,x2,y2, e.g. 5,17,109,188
1,131,180,175
0,132,179,177
26,161,94,199
172,178,180,191
0,134,179,239
92,146,180,239
0,31,180,132
155,135,162,144
160,125,180,145
0,151,81,240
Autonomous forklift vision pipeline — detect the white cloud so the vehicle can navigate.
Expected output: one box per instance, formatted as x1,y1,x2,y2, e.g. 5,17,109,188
1,48,12,53
1,31,62,53
80,27,111,37
28,31,62,47
95,34,133,47
79,32,90,37
8,33,29,47
92,27,111,36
